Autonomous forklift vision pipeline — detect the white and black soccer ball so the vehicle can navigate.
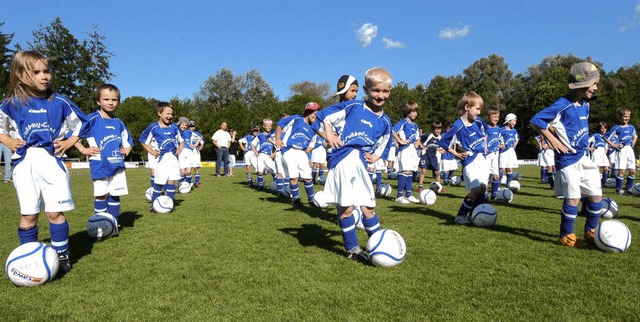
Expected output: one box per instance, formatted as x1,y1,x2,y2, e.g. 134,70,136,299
419,189,437,206
178,181,191,194
508,180,521,192
470,204,498,227
630,183,640,196
316,175,327,185
86,212,118,239
153,195,174,214
604,178,616,188
312,190,330,208
378,183,392,197
366,229,406,267
495,188,513,203
449,175,462,186
145,187,153,202
601,198,619,219
5,242,59,287
512,172,522,180
430,181,443,193
594,219,631,253
269,181,278,193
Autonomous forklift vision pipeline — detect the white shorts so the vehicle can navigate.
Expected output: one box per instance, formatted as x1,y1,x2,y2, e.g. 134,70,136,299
283,149,312,180
608,152,616,165
499,149,519,169
311,146,327,164
397,147,420,172
244,151,258,169
179,149,192,169
189,149,202,168
483,151,498,176
147,152,158,170
590,147,608,168
462,154,489,190
93,168,129,197
257,153,275,174
154,153,181,185
555,155,602,199
385,146,397,162
615,145,636,170
275,151,285,176
372,158,385,171
440,158,458,172
324,149,376,208
13,148,74,214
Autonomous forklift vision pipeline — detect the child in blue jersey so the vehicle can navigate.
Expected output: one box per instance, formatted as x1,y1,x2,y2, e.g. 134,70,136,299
393,101,421,203
418,121,445,194
535,134,556,188
604,108,637,195
187,121,204,187
483,106,502,200
530,61,602,247
254,118,276,190
275,102,320,207
315,67,393,262
499,113,519,188
438,91,488,225
140,102,184,211
310,133,327,184
0,51,86,273
176,117,193,187
75,84,132,230
588,122,609,187
438,123,458,183
240,126,260,186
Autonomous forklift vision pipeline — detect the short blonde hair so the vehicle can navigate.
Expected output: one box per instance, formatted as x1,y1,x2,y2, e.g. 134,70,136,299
364,67,392,88
456,91,484,115
262,118,273,126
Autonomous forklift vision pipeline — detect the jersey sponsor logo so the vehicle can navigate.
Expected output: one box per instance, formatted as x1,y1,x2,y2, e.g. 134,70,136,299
58,198,73,205
360,119,373,128
28,108,47,114
106,125,116,130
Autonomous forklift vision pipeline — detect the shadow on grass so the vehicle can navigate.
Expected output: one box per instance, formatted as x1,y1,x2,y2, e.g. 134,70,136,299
279,224,344,257
259,194,338,224
118,211,143,229
389,205,456,225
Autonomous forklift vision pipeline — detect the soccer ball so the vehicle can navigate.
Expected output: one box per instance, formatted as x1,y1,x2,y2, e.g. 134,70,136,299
269,181,278,193
145,187,153,202
508,180,521,192
316,175,326,185
449,175,462,186
419,189,437,205
496,188,514,203
430,181,443,193
604,178,616,188
86,212,118,239
378,183,392,197
152,195,174,214
178,181,191,194
352,207,365,230
5,242,59,287
594,219,632,253
630,183,640,196
601,198,619,219
312,190,330,208
470,204,498,227
366,229,406,267
512,172,522,180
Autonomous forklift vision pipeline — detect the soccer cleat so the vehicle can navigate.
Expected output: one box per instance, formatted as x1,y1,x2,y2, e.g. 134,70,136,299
292,198,304,207
346,249,370,264
584,229,596,244
406,195,420,203
395,197,410,204
557,233,587,248
58,254,72,274
194,183,200,188
149,207,156,213
454,215,470,225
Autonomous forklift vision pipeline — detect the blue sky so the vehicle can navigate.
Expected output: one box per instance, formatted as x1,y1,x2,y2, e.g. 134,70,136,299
3,1,639,101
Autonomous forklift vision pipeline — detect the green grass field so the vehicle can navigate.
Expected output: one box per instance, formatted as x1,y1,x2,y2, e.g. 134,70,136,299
1,165,639,321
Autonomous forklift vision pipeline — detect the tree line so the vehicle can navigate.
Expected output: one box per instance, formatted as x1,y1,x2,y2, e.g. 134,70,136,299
1,19,639,161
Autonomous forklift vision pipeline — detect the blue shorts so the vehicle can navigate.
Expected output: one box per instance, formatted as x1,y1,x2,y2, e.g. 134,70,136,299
419,153,439,171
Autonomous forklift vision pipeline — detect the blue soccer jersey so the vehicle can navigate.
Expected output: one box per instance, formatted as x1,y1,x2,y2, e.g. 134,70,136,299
257,131,275,154
278,115,315,153
485,125,501,153
140,122,183,160
499,127,519,153
393,118,419,152
80,111,133,180
0,95,85,166
420,133,441,156
187,130,203,150
589,133,607,149
530,96,590,170
315,100,392,169
438,117,487,167
605,124,637,148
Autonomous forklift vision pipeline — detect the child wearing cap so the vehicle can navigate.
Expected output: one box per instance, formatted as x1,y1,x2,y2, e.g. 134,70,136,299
275,102,320,207
176,117,193,187
314,67,394,263
603,108,637,195
499,112,519,188
333,75,359,101
530,61,602,248
187,121,204,187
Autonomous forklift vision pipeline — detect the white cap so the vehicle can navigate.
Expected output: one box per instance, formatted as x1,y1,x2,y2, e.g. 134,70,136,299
504,113,517,124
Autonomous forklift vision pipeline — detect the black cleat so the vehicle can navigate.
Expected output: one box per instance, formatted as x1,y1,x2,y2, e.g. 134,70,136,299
293,198,304,207
58,254,72,274
346,250,370,264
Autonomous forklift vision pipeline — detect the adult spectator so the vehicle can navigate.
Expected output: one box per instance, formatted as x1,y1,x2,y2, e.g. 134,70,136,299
211,121,232,177
0,143,12,183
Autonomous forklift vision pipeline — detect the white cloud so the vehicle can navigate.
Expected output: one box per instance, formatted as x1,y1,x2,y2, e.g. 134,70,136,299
382,37,405,49
635,2,640,18
621,2,640,32
438,25,471,39
356,23,378,47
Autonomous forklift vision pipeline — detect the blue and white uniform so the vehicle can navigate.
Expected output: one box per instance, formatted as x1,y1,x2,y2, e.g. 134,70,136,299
530,96,601,199
187,130,203,168
393,118,420,172
498,126,519,169
178,128,192,169
485,123,501,175
278,114,315,179
140,122,183,185
309,134,326,164
419,132,441,171
605,124,637,170
256,130,275,174
588,133,608,167
439,117,488,190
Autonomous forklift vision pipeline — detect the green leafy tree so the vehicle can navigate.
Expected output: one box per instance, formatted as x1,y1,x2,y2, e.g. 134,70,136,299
0,22,14,98
424,75,463,127
462,54,515,109
289,81,331,104
75,25,114,113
